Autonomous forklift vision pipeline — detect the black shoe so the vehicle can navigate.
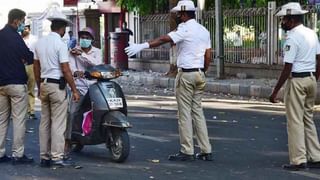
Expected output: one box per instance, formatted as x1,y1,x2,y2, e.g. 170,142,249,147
0,155,11,163
307,161,320,168
196,153,213,161
282,163,307,171
12,155,34,165
51,159,75,168
40,159,51,168
168,152,195,161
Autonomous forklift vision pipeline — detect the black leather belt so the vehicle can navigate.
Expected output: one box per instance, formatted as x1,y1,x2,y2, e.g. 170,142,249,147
181,68,204,72
291,72,316,78
41,78,60,84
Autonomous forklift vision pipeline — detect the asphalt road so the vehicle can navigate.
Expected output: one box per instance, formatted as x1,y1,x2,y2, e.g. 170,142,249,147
1,93,320,180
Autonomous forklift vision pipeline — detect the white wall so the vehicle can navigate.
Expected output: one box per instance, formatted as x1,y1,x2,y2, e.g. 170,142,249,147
0,0,64,28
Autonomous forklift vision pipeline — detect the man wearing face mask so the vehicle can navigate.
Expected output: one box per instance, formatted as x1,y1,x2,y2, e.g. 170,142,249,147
270,2,320,171
125,0,212,162
22,21,38,120
33,11,80,168
65,27,102,156
0,8,34,165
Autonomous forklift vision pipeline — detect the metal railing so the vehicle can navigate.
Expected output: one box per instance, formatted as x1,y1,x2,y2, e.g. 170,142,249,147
133,4,318,65
202,7,268,64
137,14,170,60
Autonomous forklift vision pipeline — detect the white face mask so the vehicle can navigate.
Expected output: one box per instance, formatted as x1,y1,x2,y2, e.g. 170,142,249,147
79,38,92,48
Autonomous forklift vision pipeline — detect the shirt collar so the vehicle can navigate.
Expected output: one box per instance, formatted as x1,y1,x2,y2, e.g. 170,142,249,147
49,32,62,38
289,24,303,33
184,19,196,25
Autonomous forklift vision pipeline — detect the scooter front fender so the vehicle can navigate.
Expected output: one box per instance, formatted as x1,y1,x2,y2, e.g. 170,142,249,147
102,111,132,128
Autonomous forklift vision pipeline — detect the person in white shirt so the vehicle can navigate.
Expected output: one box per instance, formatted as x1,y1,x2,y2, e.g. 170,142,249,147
65,27,102,155
233,30,243,63
270,2,320,171
22,23,38,120
125,0,212,161
33,12,80,168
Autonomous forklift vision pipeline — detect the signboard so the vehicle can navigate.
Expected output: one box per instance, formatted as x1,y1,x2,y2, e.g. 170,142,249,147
64,0,78,7
97,1,121,13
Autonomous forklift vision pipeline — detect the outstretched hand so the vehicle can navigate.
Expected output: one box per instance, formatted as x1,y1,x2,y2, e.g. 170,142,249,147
125,42,149,57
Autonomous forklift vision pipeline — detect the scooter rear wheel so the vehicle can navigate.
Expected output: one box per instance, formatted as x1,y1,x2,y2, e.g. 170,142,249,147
107,128,130,163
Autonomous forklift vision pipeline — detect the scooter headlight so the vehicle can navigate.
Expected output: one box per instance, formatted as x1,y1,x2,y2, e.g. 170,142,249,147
89,69,121,80
90,71,102,79
101,71,116,79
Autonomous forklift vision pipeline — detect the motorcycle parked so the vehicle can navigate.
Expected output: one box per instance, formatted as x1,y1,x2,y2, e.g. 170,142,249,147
71,64,131,163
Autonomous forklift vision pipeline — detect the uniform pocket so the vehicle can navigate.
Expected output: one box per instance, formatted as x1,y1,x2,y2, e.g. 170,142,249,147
195,72,206,90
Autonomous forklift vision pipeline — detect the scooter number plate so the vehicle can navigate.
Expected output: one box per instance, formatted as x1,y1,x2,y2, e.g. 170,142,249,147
107,98,123,109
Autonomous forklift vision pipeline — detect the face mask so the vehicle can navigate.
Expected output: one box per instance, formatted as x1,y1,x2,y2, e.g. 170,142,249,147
79,38,92,48
17,22,25,33
281,22,290,32
175,13,182,25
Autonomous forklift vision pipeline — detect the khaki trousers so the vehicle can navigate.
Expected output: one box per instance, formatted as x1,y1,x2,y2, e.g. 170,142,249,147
285,76,320,165
175,70,212,155
25,65,35,114
39,82,68,161
0,84,28,157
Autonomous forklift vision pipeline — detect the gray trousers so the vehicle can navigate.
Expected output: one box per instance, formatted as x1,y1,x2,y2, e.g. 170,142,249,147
66,93,85,140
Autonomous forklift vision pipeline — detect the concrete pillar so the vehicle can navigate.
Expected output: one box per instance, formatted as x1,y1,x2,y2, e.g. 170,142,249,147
84,9,101,48
267,1,276,65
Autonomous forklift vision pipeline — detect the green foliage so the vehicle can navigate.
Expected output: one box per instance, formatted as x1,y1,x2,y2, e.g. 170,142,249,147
116,0,309,15
116,0,169,15
194,0,308,10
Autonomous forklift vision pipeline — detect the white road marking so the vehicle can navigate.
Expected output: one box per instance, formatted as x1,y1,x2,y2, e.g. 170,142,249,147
291,171,320,179
129,132,170,143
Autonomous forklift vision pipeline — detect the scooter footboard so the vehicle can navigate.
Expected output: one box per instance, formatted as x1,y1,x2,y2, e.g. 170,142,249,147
102,111,132,128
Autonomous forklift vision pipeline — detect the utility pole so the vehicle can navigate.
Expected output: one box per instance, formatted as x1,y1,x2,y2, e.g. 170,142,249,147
166,0,179,77
215,0,224,78
169,0,179,31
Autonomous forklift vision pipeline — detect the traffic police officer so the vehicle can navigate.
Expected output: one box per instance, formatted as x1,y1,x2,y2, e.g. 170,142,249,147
34,11,80,168
270,2,320,171
125,0,212,161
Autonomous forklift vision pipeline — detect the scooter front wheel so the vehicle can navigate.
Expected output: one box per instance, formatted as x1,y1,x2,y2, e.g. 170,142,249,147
107,128,130,163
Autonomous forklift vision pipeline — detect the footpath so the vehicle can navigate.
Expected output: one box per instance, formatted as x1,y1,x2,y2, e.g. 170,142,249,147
117,70,279,101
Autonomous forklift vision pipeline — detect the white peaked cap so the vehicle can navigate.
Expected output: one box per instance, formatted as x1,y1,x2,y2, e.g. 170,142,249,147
170,0,197,12
275,2,308,16
47,9,72,25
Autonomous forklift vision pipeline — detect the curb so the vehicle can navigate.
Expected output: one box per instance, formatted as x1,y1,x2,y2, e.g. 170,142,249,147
119,74,276,99
119,74,320,105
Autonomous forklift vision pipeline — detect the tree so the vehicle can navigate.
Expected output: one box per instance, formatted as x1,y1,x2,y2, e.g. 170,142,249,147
116,0,169,15
116,0,309,14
